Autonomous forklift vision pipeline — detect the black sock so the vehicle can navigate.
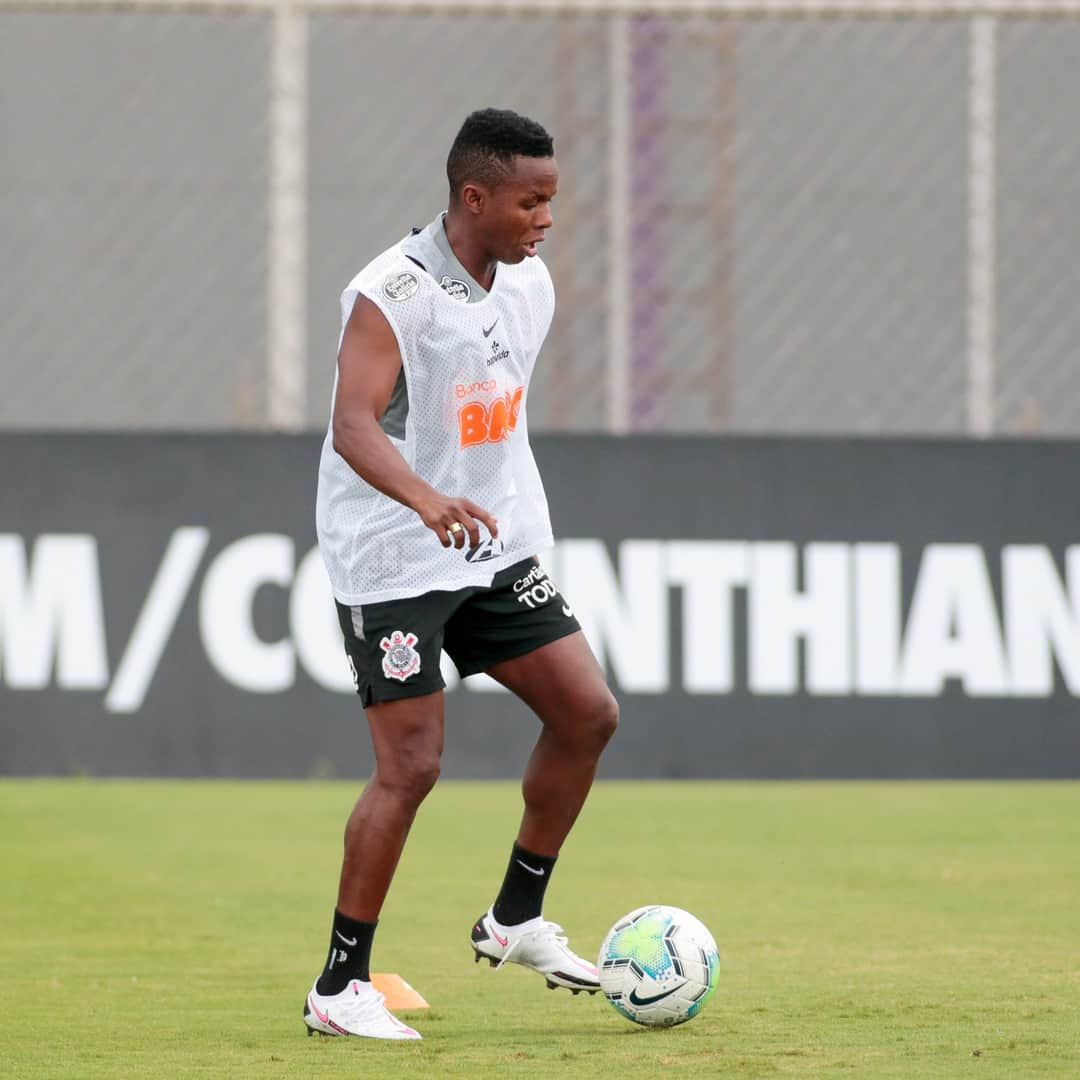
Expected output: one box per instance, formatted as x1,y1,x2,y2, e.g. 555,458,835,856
316,909,377,996
492,843,558,926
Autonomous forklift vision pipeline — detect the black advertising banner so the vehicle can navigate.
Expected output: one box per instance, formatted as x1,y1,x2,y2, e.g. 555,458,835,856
2,433,1079,778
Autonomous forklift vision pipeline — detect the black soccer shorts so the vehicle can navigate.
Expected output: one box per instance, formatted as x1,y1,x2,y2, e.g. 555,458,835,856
334,557,581,706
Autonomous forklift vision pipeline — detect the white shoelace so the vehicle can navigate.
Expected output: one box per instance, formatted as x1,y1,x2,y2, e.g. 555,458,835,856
495,920,567,970
337,984,389,1021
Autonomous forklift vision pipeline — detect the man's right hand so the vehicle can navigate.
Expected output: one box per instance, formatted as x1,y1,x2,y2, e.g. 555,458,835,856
415,494,499,550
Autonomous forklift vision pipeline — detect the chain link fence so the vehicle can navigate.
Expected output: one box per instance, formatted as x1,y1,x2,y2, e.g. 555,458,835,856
1,2,1078,435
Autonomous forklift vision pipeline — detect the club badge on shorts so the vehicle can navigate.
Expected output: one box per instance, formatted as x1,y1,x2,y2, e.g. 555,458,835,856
380,630,421,682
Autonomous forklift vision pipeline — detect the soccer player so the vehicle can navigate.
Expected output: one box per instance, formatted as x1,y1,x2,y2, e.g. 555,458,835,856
303,108,619,1040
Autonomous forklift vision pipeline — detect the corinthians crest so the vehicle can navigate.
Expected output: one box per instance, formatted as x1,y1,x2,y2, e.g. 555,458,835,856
380,629,421,682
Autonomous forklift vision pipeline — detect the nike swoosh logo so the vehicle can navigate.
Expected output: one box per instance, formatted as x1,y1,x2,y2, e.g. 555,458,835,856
628,981,687,1007
482,319,499,337
515,859,545,876
562,604,574,618
491,927,509,947
334,931,358,946
312,1002,330,1024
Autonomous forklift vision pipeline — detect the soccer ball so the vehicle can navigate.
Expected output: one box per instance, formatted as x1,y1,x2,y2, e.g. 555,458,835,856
597,905,720,1027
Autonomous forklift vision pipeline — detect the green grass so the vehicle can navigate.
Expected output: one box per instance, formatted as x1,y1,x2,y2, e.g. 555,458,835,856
2,780,1079,1078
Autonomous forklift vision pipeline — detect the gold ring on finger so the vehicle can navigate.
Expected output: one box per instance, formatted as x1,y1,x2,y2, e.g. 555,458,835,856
449,522,464,535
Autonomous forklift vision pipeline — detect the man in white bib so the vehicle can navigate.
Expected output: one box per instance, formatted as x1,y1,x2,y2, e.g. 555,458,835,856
304,109,619,1041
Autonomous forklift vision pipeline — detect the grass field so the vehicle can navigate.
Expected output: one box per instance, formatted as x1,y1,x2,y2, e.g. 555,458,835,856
3,780,1078,1078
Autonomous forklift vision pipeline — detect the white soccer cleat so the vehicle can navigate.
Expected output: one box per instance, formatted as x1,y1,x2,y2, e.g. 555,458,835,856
303,978,422,1040
470,908,601,994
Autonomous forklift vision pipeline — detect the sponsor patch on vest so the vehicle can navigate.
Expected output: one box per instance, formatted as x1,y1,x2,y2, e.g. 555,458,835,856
383,272,419,302
465,537,505,563
439,276,471,301
380,630,421,681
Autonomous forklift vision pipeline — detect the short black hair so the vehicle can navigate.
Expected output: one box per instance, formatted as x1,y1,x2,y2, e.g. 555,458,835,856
446,108,554,197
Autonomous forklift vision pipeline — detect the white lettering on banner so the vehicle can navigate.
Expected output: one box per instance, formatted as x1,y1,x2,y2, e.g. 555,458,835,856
199,534,295,693
9,531,1080,706
559,540,668,692
667,541,747,693
105,527,210,714
0,534,109,689
748,543,851,695
854,544,901,694
291,546,354,693
464,672,508,692
1003,545,1080,696
898,545,1008,696
440,652,461,691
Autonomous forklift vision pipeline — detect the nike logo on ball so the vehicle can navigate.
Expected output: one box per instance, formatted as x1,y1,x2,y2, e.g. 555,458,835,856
516,859,546,876
628,981,687,1006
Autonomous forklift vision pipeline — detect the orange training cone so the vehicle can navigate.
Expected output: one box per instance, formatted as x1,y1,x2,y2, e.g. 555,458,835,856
370,973,430,1010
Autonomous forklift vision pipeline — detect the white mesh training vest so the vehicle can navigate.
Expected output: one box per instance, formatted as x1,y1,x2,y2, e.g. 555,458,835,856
316,232,556,605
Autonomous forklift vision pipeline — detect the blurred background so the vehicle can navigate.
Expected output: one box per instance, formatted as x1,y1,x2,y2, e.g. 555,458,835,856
3,0,1078,438
3,0,1080,781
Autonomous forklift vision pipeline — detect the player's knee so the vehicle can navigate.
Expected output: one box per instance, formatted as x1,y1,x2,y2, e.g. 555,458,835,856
398,755,442,803
375,753,441,806
583,690,619,752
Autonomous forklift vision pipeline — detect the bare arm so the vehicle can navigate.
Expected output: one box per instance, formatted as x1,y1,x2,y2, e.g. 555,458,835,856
331,293,498,550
